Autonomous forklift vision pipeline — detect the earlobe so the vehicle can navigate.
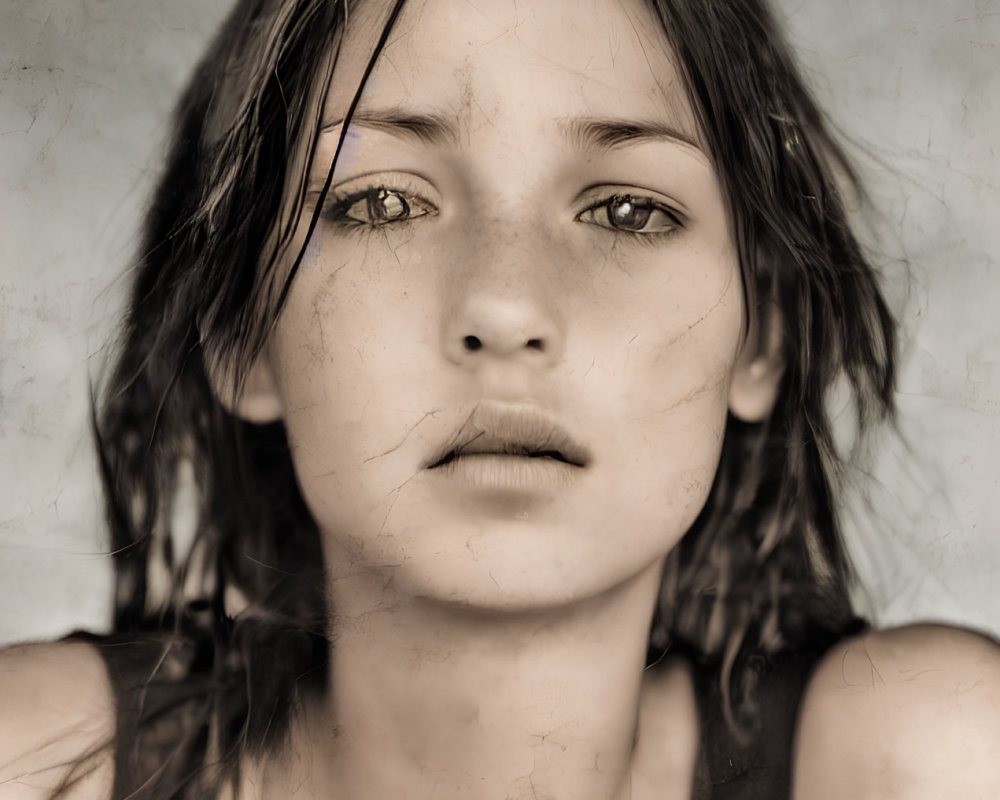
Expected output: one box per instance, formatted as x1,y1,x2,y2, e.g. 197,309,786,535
211,352,284,424
728,306,785,423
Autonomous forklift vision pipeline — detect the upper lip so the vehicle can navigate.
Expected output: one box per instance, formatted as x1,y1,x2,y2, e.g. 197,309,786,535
426,403,590,469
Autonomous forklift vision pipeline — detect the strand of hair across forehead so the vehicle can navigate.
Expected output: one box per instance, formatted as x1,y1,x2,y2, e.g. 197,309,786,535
272,0,409,321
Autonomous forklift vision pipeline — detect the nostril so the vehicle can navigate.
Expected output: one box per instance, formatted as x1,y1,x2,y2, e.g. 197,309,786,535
457,333,550,356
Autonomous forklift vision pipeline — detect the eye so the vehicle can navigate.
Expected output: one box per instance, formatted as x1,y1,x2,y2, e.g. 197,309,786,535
576,194,682,235
323,186,436,229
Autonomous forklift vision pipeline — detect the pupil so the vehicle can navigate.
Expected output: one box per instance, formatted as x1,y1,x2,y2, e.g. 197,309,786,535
371,189,409,222
608,196,650,230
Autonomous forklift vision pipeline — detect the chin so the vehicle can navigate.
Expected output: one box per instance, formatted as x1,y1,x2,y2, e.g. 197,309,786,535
309,456,708,618
338,511,678,616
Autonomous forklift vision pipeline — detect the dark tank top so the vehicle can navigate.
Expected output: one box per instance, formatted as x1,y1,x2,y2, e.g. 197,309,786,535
687,645,829,799
74,632,834,799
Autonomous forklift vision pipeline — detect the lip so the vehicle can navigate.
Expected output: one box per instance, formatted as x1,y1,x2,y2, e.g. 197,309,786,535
425,403,591,471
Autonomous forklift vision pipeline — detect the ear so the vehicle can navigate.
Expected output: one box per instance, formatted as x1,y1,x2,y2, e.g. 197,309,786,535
728,303,785,423
211,352,284,424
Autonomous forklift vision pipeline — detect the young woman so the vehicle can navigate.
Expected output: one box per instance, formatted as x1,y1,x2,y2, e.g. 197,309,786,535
2,0,998,798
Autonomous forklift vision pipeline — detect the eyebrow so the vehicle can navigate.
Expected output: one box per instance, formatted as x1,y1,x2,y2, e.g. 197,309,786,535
560,117,702,153
322,109,459,148
321,109,701,153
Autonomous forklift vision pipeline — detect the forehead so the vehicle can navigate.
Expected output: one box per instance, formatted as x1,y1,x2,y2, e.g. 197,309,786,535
328,0,698,144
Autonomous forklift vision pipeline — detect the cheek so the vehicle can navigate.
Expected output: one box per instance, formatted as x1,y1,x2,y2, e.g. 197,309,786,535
583,235,742,409
635,284,740,448
273,233,424,403
580,255,743,535
266,257,432,539
593,365,730,558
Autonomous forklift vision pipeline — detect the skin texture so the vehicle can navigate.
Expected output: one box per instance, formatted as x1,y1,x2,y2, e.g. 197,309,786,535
229,0,781,796
250,0,773,615
0,642,113,799
1,2,997,799
793,624,1000,799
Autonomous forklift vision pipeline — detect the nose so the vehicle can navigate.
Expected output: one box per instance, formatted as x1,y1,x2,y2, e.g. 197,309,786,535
443,295,563,366
441,242,566,369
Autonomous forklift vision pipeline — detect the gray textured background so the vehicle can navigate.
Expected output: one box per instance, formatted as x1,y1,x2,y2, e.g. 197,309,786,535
2,0,998,644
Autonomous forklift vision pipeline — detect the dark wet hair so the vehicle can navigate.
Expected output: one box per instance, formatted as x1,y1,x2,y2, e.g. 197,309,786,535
89,0,894,795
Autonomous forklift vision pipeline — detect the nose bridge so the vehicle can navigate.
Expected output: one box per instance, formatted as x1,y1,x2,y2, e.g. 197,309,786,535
442,210,567,367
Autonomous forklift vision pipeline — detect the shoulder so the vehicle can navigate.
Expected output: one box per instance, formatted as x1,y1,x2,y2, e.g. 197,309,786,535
0,640,114,799
792,623,1000,799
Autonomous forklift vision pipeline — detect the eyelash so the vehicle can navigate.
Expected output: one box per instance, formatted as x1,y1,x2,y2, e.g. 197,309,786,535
320,182,685,244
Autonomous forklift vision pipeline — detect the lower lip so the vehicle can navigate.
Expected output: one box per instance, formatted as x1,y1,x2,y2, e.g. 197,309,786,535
427,454,583,492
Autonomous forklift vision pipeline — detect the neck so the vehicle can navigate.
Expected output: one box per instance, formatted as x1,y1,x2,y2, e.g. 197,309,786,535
276,560,670,799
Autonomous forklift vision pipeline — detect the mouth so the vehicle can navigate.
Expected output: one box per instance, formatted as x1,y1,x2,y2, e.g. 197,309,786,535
430,446,577,467
425,404,590,470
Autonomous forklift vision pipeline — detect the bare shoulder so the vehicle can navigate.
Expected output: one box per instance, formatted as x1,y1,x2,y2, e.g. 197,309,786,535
0,640,114,800
792,623,1000,800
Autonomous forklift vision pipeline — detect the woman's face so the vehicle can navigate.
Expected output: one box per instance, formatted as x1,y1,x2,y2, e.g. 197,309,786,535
250,0,768,609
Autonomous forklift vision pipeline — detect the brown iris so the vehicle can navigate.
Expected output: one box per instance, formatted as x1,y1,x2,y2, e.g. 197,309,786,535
606,195,652,231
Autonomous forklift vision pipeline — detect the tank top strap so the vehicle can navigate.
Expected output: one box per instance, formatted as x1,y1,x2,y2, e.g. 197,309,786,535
687,632,858,800
690,653,806,798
